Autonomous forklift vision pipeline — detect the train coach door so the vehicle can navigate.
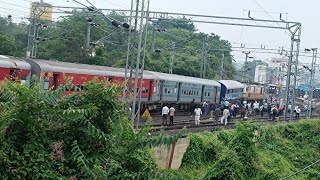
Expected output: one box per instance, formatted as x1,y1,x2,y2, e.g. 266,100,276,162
200,85,205,102
177,82,182,102
159,80,164,101
52,74,59,90
148,80,153,101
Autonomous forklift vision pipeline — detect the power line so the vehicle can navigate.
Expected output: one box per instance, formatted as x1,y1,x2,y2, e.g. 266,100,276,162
250,0,279,24
279,157,320,180
0,7,29,14
0,1,30,9
101,0,129,9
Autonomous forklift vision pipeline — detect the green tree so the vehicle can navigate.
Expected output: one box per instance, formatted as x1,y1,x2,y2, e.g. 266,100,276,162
0,35,16,55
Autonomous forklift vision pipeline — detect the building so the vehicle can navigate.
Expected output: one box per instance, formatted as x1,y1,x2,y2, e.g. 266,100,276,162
254,65,268,84
30,0,53,21
269,57,288,87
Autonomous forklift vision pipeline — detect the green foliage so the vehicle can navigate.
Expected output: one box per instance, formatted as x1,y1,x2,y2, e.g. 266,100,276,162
203,149,244,180
0,78,185,179
0,34,16,55
175,120,320,179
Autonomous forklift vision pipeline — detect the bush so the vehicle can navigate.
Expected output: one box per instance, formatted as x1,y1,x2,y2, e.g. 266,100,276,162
0,77,185,179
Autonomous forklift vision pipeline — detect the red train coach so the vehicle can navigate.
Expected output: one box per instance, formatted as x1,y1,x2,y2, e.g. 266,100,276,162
26,59,157,102
0,55,31,84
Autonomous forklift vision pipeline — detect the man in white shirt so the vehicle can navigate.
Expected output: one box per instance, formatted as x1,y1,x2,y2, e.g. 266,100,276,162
169,105,176,126
162,105,169,126
253,101,259,115
221,108,230,125
194,106,202,125
295,106,301,119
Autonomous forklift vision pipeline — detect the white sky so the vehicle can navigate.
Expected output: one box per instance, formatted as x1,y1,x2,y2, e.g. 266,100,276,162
0,0,318,64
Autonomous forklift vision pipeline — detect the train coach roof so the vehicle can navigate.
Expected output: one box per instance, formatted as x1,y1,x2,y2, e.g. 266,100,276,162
148,71,221,86
0,55,31,69
28,59,157,79
218,80,244,89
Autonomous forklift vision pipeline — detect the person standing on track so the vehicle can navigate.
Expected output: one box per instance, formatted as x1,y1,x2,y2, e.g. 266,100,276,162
214,106,221,123
230,103,237,117
295,106,301,120
169,104,176,126
162,105,169,126
221,108,230,125
271,105,277,121
190,99,195,117
194,105,202,125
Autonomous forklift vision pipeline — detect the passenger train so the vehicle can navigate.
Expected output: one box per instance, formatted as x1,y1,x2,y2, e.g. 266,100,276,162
0,55,278,111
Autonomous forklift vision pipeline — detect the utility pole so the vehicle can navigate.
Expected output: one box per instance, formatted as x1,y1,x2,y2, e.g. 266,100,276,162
151,25,156,54
85,17,92,49
200,35,208,78
220,53,224,79
242,51,250,82
31,22,41,58
169,42,175,74
308,48,318,118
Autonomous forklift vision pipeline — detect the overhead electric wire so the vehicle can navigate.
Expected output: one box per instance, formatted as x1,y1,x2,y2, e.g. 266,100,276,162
0,1,30,9
279,158,320,180
0,7,29,15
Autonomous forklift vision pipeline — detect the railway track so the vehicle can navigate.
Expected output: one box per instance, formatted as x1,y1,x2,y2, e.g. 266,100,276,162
147,114,319,135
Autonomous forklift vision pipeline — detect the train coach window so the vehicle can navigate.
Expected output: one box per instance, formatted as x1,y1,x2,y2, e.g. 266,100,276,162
208,92,210,96
164,88,168,94
260,88,263,94
197,91,199,96
43,77,50,90
168,88,171,94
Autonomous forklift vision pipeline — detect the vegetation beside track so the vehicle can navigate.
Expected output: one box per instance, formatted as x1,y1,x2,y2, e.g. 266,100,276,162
1,78,320,179
168,119,320,179
0,78,185,179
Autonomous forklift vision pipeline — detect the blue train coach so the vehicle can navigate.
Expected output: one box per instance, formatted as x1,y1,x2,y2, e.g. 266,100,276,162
218,80,244,102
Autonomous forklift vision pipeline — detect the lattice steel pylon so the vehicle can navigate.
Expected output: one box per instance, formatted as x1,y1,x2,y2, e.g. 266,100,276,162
284,24,302,121
123,0,150,126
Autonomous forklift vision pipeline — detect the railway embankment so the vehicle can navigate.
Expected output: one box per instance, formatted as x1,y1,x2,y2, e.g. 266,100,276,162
159,119,320,179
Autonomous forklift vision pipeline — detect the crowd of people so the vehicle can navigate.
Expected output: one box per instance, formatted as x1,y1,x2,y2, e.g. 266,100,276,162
161,99,305,126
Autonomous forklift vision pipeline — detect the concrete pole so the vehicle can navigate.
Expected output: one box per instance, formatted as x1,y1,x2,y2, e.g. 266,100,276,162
151,25,156,54
169,43,175,74
221,53,224,79
242,52,250,82
85,21,92,49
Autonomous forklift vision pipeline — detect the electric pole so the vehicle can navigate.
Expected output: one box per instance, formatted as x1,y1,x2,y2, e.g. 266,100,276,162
169,42,175,74
151,24,156,54
200,35,208,78
221,53,224,79
85,17,92,49
308,48,318,118
242,51,250,82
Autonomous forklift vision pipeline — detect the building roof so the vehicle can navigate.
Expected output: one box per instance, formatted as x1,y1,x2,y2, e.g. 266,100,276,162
147,71,221,87
0,55,31,69
218,80,244,89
